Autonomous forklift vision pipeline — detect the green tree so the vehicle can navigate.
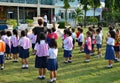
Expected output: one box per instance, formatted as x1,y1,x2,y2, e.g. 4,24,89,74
91,0,101,24
72,7,83,27
80,0,91,27
63,0,74,24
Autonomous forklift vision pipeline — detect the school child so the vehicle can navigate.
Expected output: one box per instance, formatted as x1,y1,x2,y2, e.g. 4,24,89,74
76,27,81,43
46,29,53,45
63,30,73,63
5,31,12,60
11,29,19,62
34,32,48,79
98,26,103,42
114,29,120,62
84,31,92,62
19,30,31,69
51,28,58,40
91,29,96,56
47,39,58,83
62,29,67,48
1,30,7,42
71,28,76,49
105,31,115,68
29,29,37,55
0,32,6,70
96,29,102,58
78,28,84,52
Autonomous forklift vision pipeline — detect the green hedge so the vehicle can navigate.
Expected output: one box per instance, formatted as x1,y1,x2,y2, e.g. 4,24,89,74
58,21,66,29
98,21,108,27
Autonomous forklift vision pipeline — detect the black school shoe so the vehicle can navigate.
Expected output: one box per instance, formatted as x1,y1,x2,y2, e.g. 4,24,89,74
68,60,72,63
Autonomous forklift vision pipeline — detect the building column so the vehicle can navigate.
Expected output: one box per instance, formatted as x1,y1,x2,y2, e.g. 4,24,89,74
37,0,40,17
17,6,19,26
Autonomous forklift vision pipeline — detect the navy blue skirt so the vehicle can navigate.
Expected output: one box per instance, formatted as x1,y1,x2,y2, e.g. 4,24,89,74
84,44,91,54
35,56,47,68
47,59,58,71
105,45,115,60
11,45,19,54
5,44,11,54
19,47,29,59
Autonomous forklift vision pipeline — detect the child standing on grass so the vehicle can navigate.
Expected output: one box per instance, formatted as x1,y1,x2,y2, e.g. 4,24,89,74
47,39,58,83
1,30,7,42
29,29,37,55
63,30,73,63
0,32,6,70
5,31,12,60
71,28,76,49
105,31,115,68
19,30,31,69
78,28,84,52
11,29,19,62
34,33,48,80
84,31,92,62
96,29,102,58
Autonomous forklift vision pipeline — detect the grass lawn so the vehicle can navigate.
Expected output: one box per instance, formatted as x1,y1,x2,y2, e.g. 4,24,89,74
0,28,120,83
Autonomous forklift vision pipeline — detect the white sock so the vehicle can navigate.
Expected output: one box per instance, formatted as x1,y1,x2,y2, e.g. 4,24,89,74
26,64,29,67
53,78,56,81
50,79,53,82
42,75,45,78
38,76,42,78
1,66,4,68
22,65,25,68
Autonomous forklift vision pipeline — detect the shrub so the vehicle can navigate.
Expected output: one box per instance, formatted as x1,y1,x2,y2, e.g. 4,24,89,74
98,21,108,27
87,17,98,25
6,19,17,28
26,19,34,24
58,21,65,29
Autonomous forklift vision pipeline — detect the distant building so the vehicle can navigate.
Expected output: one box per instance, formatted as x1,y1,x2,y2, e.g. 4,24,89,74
0,0,104,25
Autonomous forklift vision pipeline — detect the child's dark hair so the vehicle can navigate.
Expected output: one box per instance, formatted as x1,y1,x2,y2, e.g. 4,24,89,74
37,32,46,44
86,31,91,37
79,28,83,33
72,28,75,32
88,27,93,32
52,27,56,32
96,28,100,33
64,29,67,35
77,27,81,31
66,30,72,36
49,39,57,48
109,26,113,31
21,30,26,37
6,31,12,37
98,26,102,31
13,29,18,37
1,30,6,36
109,31,115,39
47,29,52,33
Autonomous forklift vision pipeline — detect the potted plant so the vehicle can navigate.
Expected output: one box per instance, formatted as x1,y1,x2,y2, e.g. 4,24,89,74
26,19,34,27
6,19,17,29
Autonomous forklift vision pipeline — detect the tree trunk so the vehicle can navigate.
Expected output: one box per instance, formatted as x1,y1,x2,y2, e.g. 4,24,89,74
93,7,96,26
65,9,68,24
84,10,87,28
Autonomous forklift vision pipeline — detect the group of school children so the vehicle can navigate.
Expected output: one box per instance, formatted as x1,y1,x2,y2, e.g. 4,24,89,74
0,27,58,83
0,23,120,82
62,24,120,69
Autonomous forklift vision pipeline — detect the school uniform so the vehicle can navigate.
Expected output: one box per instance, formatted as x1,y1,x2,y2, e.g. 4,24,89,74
19,36,31,59
71,32,76,45
46,33,52,45
78,33,84,46
52,32,58,40
96,33,102,49
63,36,73,58
0,40,6,64
1,35,7,42
114,34,120,52
28,34,37,49
47,48,58,71
92,33,96,50
84,37,92,54
34,40,48,68
105,37,115,60
11,35,19,54
5,36,11,54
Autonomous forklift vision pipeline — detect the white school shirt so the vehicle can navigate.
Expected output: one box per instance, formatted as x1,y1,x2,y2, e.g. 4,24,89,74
71,32,76,39
107,37,115,46
63,36,73,50
44,15,47,22
78,33,84,42
96,33,102,44
1,35,7,42
47,48,58,59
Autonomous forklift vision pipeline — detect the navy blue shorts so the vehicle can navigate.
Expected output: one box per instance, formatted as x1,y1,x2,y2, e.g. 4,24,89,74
92,44,94,49
78,42,83,46
35,56,47,68
84,45,91,54
64,50,72,58
0,55,4,64
96,44,102,49
73,39,75,45
114,46,120,52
